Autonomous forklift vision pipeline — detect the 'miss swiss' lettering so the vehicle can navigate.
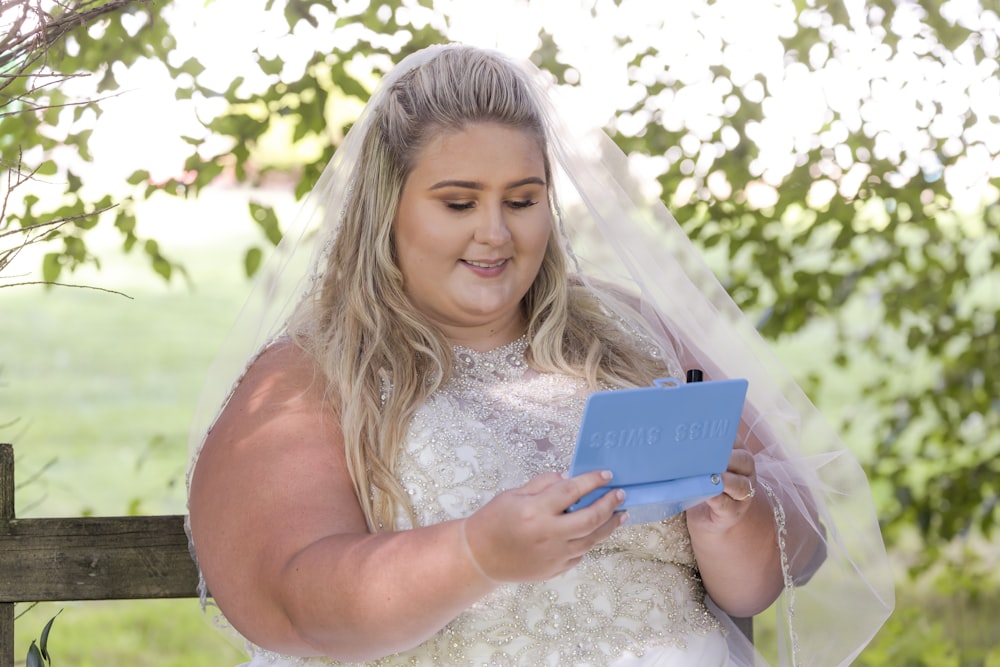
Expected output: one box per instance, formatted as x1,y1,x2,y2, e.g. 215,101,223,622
589,427,661,448
674,419,730,441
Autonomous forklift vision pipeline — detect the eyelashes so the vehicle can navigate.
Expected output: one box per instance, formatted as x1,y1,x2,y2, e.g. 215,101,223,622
445,200,538,211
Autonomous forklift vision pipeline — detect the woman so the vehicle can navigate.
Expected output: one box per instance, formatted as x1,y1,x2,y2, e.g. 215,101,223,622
187,45,893,666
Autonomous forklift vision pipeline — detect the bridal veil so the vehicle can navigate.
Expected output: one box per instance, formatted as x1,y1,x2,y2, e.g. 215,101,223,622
186,44,894,666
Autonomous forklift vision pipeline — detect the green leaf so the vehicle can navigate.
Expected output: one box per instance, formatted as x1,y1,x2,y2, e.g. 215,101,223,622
91,195,114,210
152,256,172,281
64,235,86,260
42,253,62,283
249,202,282,246
256,51,284,76
331,65,370,101
224,76,246,98
43,99,62,126
36,161,58,176
184,160,224,195
66,170,82,192
23,194,39,217
74,213,99,230
40,609,62,662
97,67,118,92
530,30,572,84
284,0,319,29
244,246,263,277
26,641,44,667
115,209,136,234
126,169,150,185
176,57,206,78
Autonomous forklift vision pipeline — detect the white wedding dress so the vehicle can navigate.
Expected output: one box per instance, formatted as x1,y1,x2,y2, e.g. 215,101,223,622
225,337,729,666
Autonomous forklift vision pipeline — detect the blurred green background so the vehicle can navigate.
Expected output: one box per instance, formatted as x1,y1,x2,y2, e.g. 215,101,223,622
3,0,998,664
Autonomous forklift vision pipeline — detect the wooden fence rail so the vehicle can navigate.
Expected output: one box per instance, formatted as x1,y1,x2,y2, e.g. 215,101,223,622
0,443,198,667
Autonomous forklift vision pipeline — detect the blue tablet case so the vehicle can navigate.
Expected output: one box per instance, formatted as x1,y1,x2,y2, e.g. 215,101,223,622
567,377,748,525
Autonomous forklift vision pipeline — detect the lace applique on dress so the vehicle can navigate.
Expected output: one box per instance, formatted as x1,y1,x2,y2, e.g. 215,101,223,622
241,338,721,666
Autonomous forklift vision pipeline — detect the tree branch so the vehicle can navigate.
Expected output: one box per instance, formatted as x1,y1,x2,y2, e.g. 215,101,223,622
0,280,133,297
0,0,157,70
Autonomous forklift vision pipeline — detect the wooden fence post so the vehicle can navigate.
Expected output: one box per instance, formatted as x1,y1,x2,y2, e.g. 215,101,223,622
1,443,15,667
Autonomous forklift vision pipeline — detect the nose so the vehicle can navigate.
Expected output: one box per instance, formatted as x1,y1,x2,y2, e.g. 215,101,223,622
473,203,512,246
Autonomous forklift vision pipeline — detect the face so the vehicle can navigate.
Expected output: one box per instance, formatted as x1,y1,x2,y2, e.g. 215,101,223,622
393,122,552,349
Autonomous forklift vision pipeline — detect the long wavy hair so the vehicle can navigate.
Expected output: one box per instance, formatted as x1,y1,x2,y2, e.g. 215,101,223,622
291,46,668,531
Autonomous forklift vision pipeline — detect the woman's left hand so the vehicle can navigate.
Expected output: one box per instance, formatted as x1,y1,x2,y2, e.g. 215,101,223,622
685,448,758,533
686,447,785,617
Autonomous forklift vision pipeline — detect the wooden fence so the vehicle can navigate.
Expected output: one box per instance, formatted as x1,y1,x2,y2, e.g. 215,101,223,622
0,443,198,666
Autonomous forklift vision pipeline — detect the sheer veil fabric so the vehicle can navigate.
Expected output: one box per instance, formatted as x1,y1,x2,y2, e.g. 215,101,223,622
186,44,894,666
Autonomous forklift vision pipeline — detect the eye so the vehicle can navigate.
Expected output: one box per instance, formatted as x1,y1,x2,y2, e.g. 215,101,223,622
446,201,475,211
509,200,538,209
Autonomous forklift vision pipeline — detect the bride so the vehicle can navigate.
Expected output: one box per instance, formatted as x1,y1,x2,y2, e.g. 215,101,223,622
186,44,893,666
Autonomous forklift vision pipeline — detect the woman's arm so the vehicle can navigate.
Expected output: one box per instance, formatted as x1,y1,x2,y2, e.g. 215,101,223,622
188,341,624,661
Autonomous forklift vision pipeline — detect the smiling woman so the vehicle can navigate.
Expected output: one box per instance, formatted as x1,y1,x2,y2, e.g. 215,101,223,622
394,123,552,348
185,44,892,667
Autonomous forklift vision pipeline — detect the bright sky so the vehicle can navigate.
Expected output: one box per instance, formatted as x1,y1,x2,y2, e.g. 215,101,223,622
20,0,1000,213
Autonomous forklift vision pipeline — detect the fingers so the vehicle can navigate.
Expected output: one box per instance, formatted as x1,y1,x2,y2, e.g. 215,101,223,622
559,477,627,541
550,469,614,510
719,449,756,502
584,499,628,541
467,470,626,582
727,448,755,476
559,489,626,561
528,469,625,539
720,471,755,503
520,471,568,494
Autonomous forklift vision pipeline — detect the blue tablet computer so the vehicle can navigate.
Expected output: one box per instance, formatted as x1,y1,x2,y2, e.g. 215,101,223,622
567,376,748,525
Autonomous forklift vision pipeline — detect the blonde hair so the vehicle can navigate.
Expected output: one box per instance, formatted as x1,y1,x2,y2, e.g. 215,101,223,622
293,46,667,530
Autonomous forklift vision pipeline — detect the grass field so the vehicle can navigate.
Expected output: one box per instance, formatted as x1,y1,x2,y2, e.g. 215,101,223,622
3,186,271,664
14,599,247,665
3,185,997,665
2,188,261,519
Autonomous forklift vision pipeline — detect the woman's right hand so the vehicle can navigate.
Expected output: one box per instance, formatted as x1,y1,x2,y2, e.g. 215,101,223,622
462,470,626,583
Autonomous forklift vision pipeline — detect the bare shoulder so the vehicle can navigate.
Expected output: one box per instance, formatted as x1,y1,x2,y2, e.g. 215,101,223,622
195,339,333,467
232,337,326,404
188,339,366,647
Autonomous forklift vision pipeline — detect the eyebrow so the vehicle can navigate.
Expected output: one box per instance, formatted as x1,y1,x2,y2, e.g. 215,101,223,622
428,176,547,191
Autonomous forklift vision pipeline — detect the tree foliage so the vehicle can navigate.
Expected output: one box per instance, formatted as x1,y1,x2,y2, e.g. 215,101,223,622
1,0,169,284
605,1,999,570
2,0,998,575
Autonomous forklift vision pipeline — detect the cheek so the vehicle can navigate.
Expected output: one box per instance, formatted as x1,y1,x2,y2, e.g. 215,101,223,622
393,225,426,285
399,204,459,256
395,214,433,265
522,217,553,260
395,221,458,286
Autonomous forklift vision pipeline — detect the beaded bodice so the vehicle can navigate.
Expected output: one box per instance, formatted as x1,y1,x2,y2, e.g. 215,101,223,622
244,338,721,666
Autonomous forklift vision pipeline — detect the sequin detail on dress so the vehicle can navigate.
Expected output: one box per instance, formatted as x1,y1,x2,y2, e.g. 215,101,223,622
242,338,722,666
